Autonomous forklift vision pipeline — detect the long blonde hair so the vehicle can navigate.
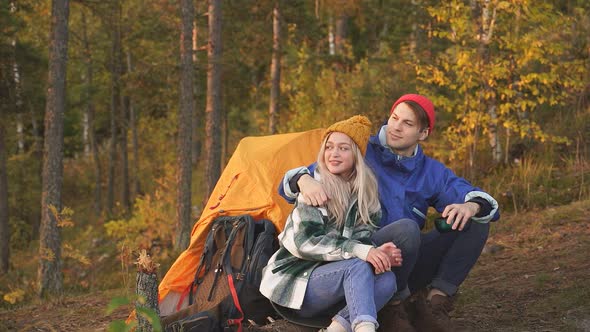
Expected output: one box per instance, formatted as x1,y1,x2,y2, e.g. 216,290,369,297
317,133,381,227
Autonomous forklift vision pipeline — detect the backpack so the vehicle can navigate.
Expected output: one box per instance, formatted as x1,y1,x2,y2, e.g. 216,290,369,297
162,214,279,332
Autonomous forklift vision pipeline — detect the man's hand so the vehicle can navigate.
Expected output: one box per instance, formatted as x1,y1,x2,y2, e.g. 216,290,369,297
442,202,480,230
378,242,402,267
366,243,402,274
298,174,330,206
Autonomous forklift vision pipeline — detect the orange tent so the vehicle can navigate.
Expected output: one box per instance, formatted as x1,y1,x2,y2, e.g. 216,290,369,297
159,128,324,315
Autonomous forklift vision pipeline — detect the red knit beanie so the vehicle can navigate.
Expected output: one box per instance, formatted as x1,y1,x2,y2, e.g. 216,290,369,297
390,94,435,133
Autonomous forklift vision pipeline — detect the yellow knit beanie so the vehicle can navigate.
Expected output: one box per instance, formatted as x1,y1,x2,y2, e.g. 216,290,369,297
323,115,372,156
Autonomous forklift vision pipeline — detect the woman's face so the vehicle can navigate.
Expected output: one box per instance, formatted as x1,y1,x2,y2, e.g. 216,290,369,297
324,132,355,177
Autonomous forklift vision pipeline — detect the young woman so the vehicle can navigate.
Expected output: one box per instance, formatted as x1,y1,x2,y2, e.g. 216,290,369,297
260,115,402,332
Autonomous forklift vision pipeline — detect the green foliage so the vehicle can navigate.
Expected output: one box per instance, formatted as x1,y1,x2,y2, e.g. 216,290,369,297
104,162,178,264
106,296,162,332
9,217,32,251
7,152,41,242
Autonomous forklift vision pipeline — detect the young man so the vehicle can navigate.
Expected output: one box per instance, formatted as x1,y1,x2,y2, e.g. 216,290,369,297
279,94,499,332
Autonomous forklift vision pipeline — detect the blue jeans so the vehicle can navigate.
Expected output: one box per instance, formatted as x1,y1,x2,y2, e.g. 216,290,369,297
371,219,421,301
297,258,396,332
408,220,490,296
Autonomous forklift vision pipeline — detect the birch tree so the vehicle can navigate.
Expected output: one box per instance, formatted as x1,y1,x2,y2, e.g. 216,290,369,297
268,1,281,134
416,0,576,172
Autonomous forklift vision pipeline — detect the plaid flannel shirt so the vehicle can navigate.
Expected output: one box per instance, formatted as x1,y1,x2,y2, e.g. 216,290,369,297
260,192,381,310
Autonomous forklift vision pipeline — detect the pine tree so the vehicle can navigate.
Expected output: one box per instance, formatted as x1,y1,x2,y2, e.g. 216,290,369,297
39,0,70,297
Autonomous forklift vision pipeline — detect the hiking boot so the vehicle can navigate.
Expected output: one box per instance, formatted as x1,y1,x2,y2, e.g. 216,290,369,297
377,299,416,332
413,294,454,332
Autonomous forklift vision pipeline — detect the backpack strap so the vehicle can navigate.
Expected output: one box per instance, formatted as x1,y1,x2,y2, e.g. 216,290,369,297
189,221,227,305
226,274,244,332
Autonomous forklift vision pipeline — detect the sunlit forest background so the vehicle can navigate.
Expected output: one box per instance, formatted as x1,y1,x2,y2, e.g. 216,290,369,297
0,0,589,313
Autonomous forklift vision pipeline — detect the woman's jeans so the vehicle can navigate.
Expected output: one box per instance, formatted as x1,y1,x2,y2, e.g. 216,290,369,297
371,218,490,300
297,258,396,332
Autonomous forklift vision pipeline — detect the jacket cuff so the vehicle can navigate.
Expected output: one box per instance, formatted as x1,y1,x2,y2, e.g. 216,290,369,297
465,191,499,223
282,167,310,199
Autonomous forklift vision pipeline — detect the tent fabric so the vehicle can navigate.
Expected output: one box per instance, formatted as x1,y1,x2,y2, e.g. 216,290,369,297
158,128,325,312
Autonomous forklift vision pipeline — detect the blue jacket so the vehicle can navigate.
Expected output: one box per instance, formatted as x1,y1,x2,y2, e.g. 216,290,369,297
280,126,499,229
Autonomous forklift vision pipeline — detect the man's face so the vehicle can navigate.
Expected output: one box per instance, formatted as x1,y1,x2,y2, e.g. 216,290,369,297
386,102,429,157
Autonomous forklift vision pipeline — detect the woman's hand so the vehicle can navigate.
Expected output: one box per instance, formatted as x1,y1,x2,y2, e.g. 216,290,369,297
366,242,402,274
366,247,390,274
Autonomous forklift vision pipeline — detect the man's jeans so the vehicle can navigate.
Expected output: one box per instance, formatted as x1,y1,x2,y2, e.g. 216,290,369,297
371,218,421,301
409,220,490,296
370,218,490,299
297,258,396,332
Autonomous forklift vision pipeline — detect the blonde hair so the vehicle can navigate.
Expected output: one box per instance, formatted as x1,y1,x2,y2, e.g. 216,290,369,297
317,133,381,227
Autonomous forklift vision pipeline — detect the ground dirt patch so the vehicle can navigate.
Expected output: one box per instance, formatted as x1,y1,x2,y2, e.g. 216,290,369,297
1,201,589,331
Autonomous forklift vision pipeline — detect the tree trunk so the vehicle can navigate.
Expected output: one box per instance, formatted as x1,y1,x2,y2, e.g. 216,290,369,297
0,121,9,274
477,0,502,164
121,88,130,214
191,21,201,166
127,53,141,197
334,14,347,55
11,5,25,154
176,0,195,251
328,15,335,55
204,0,223,203
16,113,24,153
107,0,122,216
39,0,69,297
135,250,160,332
82,11,102,215
119,10,130,214
81,13,90,157
268,1,281,135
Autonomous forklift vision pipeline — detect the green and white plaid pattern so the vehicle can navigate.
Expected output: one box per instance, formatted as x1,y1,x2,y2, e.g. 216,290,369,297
260,194,381,309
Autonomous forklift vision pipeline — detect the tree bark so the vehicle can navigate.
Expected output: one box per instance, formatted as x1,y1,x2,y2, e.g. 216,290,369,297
81,12,90,158
121,86,130,214
476,0,502,164
39,0,69,297
16,113,24,153
119,6,130,214
0,121,9,274
81,11,102,216
176,0,195,251
11,4,25,154
334,14,347,55
107,0,122,216
135,250,160,332
191,21,201,166
127,53,141,197
268,1,281,134
204,0,223,203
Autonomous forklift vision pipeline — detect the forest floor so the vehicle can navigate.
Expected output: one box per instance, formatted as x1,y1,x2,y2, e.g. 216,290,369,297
0,200,589,331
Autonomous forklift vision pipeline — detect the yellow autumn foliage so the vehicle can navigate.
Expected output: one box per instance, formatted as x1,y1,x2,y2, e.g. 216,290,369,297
3,289,25,305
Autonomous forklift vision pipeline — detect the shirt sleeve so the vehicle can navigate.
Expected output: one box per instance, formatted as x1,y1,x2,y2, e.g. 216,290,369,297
278,164,318,203
279,198,374,262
